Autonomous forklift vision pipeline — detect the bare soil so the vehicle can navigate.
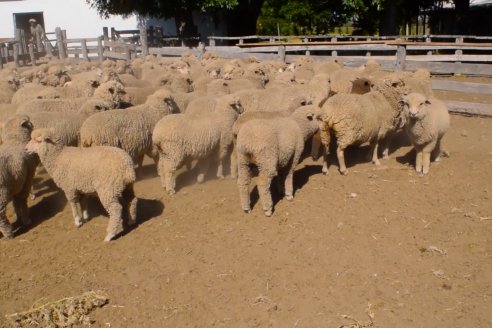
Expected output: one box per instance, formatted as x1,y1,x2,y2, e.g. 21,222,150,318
1,81,491,327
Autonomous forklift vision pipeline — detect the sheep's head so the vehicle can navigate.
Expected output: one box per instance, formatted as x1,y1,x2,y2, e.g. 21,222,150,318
26,128,61,154
94,81,129,108
223,95,243,114
400,92,430,121
1,115,33,144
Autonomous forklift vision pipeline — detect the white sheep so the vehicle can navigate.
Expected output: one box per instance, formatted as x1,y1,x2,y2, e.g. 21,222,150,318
316,78,407,175
26,128,138,242
152,94,243,194
80,88,180,168
236,105,319,216
16,80,129,114
0,115,37,238
400,92,450,174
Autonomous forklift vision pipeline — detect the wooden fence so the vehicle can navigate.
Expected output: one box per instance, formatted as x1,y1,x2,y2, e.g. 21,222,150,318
1,27,492,116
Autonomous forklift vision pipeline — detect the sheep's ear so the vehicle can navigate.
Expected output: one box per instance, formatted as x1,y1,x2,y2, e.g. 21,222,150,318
398,100,407,109
21,119,33,130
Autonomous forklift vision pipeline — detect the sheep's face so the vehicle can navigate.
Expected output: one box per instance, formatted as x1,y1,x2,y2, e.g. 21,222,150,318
401,93,430,120
26,129,60,154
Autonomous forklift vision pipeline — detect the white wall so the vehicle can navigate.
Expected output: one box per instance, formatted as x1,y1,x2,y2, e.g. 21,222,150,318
0,0,138,38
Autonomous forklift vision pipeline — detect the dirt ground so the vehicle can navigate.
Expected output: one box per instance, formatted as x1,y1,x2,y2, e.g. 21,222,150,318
1,79,492,327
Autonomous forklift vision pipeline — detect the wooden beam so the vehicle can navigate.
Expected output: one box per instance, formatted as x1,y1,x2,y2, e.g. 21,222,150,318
432,80,492,94
444,100,492,117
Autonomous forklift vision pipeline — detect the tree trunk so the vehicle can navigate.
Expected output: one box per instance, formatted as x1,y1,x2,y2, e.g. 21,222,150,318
226,0,265,36
379,1,399,36
453,0,470,34
175,10,198,45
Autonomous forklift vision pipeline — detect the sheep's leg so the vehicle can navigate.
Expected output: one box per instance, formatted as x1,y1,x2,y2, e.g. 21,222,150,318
237,155,252,213
432,137,443,162
12,196,30,226
369,140,380,166
257,174,274,217
230,143,238,180
311,131,321,161
381,138,390,160
0,205,14,239
322,145,330,175
163,159,178,195
336,146,348,175
415,149,423,173
80,195,89,221
157,154,167,189
123,184,138,226
100,196,123,242
422,151,431,175
68,195,84,227
196,158,211,184
284,170,295,201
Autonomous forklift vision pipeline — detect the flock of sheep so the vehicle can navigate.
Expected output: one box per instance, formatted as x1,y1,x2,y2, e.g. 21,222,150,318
0,52,450,241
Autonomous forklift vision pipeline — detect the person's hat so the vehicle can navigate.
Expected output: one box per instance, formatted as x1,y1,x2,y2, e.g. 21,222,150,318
29,18,36,23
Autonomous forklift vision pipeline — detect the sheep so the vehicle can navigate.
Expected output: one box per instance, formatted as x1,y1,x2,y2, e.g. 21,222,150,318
25,128,138,242
0,115,37,239
316,78,408,175
152,94,243,194
400,92,450,174
11,83,61,105
236,105,319,216
16,80,129,114
80,88,180,168
0,76,20,104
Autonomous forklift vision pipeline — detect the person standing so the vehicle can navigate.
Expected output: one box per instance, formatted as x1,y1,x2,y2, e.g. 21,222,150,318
28,18,47,52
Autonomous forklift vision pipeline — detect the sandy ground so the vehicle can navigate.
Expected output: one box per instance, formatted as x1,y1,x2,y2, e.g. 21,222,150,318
0,83,491,327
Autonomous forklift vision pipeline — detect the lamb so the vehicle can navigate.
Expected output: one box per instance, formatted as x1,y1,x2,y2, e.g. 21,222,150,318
400,92,450,175
236,105,319,216
11,84,61,105
25,128,138,242
0,115,37,239
316,78,407,175
152,94,243,194
80,88,180,167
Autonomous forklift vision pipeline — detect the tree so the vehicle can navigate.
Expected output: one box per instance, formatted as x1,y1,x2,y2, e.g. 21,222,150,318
86,0,264,37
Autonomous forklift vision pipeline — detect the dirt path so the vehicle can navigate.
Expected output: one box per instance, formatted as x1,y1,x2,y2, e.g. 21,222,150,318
1,95,491,327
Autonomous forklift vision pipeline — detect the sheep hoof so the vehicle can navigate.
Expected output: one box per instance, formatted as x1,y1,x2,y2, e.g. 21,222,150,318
1,231,14,239
243,208,251,214
264,210,273,217
340,169,348,176
322,168,329,175
104,233,116,242
197,174,205,183
373,159,381,166
74,217,84,228
217,174,224,180
167,190,176,196
285,195,294,201
30,192,36,200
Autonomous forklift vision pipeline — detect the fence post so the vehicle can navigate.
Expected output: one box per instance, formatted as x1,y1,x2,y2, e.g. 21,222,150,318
28,43,36,66
331,37,337,56
55,27,66,60
278,44,286,63
111,27,116,40
140,26,148,56
209,37,215,47
97,36,104,62
148,26,154,47
0,44,3,70
395,44,406,71
103,27,109,42
81,39,89,60
44,39,53,57
13,43,20,68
